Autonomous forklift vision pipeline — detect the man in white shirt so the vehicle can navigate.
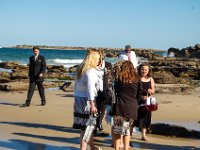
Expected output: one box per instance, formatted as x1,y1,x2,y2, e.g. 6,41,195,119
95,51,109,136
118,45,138,69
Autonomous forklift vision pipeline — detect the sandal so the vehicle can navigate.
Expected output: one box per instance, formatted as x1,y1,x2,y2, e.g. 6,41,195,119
95,146,102,150
141,137,148,141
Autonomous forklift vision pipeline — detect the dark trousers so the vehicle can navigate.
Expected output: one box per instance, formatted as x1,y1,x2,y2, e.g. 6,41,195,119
25,80,45,104
96,91,106,130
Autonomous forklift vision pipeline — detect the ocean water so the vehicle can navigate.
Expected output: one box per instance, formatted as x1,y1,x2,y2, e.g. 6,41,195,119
0,48,86,68
0,47,167,69
154,51,168,57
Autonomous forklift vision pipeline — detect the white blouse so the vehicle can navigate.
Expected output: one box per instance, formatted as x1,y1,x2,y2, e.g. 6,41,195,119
74,68,98,100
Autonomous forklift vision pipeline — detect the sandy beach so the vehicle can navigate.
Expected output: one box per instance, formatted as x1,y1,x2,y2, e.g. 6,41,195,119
0,89,200,150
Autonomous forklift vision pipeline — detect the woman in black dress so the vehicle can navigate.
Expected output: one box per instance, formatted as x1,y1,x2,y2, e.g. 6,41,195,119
136,63,155,141
112,60,141,150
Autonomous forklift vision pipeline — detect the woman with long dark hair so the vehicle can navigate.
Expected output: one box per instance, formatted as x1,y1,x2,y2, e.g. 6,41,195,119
112,60,141,150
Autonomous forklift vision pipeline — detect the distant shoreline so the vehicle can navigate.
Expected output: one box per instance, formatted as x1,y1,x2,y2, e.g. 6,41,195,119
2,45,166,52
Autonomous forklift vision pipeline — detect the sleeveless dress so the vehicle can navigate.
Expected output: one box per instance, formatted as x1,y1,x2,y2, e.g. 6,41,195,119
112,81,140,136
136,80,152,129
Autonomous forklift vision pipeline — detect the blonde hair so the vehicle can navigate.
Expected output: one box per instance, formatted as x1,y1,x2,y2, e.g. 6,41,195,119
96,49,105,66
76,49,100,80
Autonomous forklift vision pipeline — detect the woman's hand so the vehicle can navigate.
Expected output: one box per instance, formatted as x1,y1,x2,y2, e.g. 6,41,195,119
142,96,147,101
148,89,153,95
90,100,97,114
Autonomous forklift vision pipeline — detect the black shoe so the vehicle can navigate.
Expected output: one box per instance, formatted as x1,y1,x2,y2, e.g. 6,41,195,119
21,103,30,107
98,125,104,131
94,130,110,137
41,101,46,106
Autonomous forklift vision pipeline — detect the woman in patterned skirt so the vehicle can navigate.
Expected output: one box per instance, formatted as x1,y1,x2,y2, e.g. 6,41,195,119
73,49,100,150
112,60,142,150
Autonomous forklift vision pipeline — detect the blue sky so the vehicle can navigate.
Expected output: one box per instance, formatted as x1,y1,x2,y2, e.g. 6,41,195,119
0,0,200,50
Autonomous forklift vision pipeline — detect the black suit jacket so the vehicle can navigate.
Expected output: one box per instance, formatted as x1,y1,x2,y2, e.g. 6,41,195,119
29,55,46,82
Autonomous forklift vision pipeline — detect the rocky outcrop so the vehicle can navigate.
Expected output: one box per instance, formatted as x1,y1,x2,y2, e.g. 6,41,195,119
135,49,162,60
0,62,68,91
155,84,192,94
0,72,10,83
0,62,20,69
150,58,200,83
167,43,200,58
0,81,66,91
46,65,67,79
105,51,118,58
47,65,66,73
11,68,29,80
153,71,190,84
68,65,78,73
0,62,68,81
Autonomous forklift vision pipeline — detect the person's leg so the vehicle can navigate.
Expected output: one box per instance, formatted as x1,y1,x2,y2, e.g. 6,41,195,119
25,81,36,105
98,102,106,130
89,134,95,149
36,81,46,105
95,92,102,131
123,135,130,150
141,128,147,141
80,130,87,150
130,123,135,139
114,133,121,150
120,135,124,148
146,111,152,133
111,126,115,147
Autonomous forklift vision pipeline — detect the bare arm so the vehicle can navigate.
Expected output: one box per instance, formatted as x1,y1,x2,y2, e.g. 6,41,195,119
87,69,97,114
90,100,97,114
148,77,155,95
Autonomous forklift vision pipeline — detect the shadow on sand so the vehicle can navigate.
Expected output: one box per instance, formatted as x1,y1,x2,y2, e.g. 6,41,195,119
94,138,200,150
56,93,74,97
0,102,20,106
13,132,80,144
131,141,200,150
0,121,79,134
0,139,79,150
1,121,200,150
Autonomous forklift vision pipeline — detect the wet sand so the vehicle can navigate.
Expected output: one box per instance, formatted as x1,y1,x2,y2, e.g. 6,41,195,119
0,90,200,150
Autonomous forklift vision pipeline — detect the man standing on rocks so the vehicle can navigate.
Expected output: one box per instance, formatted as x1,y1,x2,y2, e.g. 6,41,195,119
22,46,46,107
119,45,139,69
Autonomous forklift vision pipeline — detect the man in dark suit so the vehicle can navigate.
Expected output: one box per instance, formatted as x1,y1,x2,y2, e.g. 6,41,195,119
22,46,46,107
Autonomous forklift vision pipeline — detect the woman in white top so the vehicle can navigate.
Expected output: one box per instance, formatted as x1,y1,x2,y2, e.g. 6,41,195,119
73,49,100,150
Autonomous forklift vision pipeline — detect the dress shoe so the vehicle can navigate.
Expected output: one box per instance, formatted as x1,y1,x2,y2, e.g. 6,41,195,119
21,103,30,107
41,101,46,106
